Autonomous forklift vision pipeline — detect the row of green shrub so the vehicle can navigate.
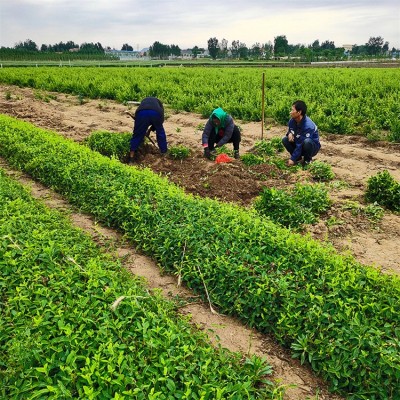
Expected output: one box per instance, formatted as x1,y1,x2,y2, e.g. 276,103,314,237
0,169,278,399
1,114,400,399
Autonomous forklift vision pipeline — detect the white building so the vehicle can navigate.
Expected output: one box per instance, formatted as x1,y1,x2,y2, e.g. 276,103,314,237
104,49,149,61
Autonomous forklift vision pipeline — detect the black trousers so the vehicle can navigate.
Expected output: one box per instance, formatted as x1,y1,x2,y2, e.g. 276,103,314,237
209,125,241,151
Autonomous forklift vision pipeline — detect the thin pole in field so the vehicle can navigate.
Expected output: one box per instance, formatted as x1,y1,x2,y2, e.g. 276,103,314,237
261,72,265,140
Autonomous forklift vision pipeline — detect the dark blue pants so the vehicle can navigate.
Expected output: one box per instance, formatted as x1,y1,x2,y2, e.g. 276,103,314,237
130,110,167,153
282,136,319,162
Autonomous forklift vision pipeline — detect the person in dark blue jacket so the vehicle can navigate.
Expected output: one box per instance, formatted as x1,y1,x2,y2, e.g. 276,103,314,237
282,100,321,166
129,97,168,162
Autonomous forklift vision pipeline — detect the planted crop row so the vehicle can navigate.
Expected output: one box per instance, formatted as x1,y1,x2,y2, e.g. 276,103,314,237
0,66,400,137
1,115,400,399
0,169,277,399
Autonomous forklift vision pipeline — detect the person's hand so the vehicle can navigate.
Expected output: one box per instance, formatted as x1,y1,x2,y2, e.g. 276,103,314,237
287,159,296,167
288,132,295,142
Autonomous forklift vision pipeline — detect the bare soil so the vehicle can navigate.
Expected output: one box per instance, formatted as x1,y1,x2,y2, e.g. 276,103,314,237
1,84,400,399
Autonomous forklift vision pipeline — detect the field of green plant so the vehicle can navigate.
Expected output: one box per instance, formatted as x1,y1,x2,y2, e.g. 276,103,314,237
0,168,280,399
1,114,400,399
0,66,399,139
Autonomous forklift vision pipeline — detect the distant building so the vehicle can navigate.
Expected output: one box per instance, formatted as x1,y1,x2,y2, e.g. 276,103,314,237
342,44,353,52
104,49,149,61
177,49,209,59
181,49,193,59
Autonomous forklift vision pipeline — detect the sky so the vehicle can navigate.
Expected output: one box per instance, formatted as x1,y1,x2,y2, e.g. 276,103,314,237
1,0,399,51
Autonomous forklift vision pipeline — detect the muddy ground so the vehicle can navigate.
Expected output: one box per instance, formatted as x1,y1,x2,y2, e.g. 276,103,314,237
1,84,400,399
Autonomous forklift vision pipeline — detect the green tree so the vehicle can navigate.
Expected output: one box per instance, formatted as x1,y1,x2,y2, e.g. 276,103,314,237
219,38,228,58
121,43,133,51
238,42,248,59
14,39,38,51
207,37,219,59
230,40,240,58
170,44,181,57
79,42,104,53
47,41,78,52
366,36,384,56
148,41,181,59
263,41,273,59
149,41,168,58
273,35,288,57
311,39,320,51
191,46,201,58
383,41,389,53
250,42,262,59
321,40,335,50
300,47,312,62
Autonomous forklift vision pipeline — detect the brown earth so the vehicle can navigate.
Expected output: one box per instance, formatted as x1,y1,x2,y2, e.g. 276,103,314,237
1,84,400,399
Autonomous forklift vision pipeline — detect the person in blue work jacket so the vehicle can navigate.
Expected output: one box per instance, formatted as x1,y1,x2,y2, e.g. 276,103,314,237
129,97,168,162
282,100,321,166
202,107,241,159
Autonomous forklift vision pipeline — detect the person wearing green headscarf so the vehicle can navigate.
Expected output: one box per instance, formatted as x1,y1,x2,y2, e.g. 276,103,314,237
201,107,241,159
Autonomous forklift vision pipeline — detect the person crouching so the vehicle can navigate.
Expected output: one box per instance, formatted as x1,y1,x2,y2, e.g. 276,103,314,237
202,107,241,160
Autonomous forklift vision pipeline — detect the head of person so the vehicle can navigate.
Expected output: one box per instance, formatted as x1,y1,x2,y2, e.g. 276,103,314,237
210,107,227,127
212,116,221,126
290,100,307,119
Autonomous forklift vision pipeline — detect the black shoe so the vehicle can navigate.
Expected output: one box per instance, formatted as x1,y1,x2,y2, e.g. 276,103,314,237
128,152,139,164
234,150,240,159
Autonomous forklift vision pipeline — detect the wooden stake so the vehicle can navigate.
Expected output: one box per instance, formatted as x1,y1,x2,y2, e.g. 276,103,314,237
261,72,265,141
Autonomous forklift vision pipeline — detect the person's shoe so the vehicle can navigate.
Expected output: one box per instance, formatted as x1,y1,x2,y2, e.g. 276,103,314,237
233,150,240,159
128,151,138,164
303,158,312,168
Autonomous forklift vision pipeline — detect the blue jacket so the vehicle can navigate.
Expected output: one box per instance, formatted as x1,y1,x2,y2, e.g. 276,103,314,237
287,116,320,162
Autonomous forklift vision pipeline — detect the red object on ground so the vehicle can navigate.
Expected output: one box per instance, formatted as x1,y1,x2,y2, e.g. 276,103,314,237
215,153,233,163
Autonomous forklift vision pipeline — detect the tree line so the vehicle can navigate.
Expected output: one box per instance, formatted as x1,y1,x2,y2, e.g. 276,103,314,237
0,39,115,61
0,35,397,62
206,35,396,60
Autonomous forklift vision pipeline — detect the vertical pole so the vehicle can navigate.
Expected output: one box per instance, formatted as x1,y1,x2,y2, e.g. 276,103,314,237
261,72,265,140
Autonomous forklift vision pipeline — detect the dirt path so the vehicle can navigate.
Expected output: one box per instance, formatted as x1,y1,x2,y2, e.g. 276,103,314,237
1,84,400,398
